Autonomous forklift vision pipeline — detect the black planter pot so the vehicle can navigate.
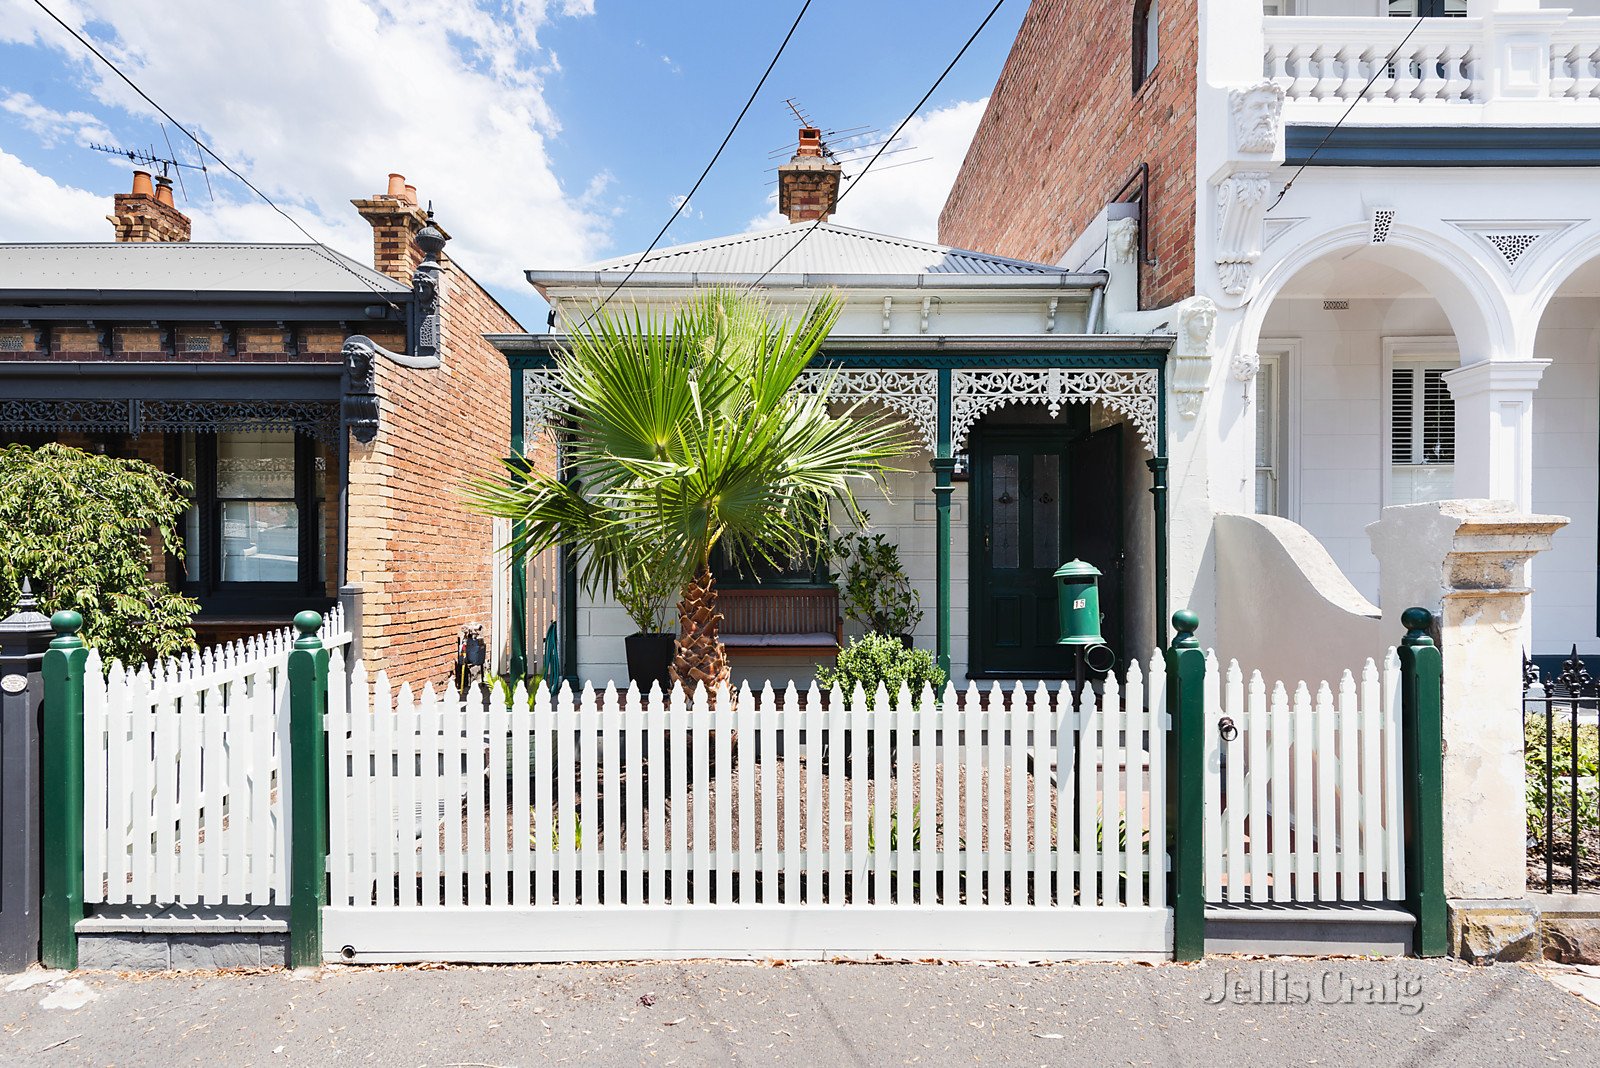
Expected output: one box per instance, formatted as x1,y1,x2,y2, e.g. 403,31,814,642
625,631,675,693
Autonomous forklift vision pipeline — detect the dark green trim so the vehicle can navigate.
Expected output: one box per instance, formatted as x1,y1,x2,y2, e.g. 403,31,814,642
502,349,1169,371
1152,363,1169,651
1166,610,1205,961
1399,608,1447,958
287,612,329,969
509,367,528,683
40,611,86,970
1285,124,1600,167
934,368,954,678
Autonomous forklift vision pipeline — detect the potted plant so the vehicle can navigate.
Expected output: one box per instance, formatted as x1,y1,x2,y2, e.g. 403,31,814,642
616,541,680,693
829,531,922,646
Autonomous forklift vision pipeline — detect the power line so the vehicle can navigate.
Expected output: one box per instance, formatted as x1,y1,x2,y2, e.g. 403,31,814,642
743,0,1008,291
571,0,814,332
1267,18,1425,214
31,0,405,313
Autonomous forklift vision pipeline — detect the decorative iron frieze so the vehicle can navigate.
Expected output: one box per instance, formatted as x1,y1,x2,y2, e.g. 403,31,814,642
0,398,338,445
0,399,131,435
795,367,938,451
523,366,575,441
950,367,1159,453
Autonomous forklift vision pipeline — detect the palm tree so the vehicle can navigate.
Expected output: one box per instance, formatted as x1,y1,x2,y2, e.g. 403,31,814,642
471,289,911,692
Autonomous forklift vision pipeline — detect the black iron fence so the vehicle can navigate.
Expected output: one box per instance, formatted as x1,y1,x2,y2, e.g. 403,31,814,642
1522,649,1600,893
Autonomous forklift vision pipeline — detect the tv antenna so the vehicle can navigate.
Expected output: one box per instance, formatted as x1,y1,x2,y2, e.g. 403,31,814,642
88,128,212,204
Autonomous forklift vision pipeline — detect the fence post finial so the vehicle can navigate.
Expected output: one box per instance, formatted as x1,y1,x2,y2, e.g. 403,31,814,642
287,611,329,969
1401,606,1435,648
41,609,88,969
1398,606,1446,957
1166,609,1206,961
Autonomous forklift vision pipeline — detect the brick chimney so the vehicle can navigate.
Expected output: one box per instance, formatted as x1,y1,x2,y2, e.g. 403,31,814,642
777,127,841,224
107,169,192,242
352,172,445,283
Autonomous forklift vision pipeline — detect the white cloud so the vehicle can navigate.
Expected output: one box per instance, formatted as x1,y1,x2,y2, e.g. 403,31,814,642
0,147,111,241
745,97,988,243
0,91,112,147
0,0,609,312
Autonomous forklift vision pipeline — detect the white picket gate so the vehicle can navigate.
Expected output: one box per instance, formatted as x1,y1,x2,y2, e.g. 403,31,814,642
1202,650,1406,904
323,653,1174,962
83,607,352,908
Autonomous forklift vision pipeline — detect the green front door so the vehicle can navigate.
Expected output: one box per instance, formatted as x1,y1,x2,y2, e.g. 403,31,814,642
970,428,1073,676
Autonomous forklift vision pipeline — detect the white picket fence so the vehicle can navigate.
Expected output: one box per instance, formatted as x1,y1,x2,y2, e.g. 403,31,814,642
83,606,351,908
1203,650,1406,905
323,653,1174,962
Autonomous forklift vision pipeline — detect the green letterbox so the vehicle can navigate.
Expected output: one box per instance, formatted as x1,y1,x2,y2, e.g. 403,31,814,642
1054,558,1104,646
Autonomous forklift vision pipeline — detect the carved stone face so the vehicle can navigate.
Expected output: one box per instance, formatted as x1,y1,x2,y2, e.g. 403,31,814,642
1232,84,1283,153
1183,302,1216,346
1108,217,1139,264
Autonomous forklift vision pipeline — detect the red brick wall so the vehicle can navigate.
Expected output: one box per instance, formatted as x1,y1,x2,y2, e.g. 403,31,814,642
346,258,519,685
939,0,1199,309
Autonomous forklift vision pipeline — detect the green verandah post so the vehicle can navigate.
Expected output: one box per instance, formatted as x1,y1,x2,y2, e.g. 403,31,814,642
1399,606,1447,957
1166,609,1206,961
40,610,87,969
287,611,330,969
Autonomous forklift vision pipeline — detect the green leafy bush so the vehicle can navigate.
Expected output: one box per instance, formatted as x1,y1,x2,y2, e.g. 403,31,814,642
828,531,921,637
815,632,946,709
0,443,196,661
1525,715,1600,845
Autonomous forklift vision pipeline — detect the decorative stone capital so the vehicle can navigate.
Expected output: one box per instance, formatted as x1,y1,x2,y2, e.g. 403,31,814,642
1230,351,1260,382
1170,297,1217,419
1441,358,1551,401
1214,172,1273,299
1229,81,1285,155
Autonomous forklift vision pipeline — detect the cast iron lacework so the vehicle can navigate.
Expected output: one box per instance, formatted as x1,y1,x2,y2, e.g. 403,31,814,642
528,367,939,449
794,367,938,451
143,401,339,447
0,399,339,446
0,399,130,435
950,368,1159,454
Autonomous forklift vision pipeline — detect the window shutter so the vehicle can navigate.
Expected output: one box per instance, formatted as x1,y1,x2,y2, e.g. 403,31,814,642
1391,366,1415,464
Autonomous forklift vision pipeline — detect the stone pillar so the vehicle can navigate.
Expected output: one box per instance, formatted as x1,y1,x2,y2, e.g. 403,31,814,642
1368,501,1567,911
1442,360,1548,512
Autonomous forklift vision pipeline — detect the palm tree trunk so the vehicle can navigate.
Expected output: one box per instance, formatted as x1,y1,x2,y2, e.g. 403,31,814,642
671,563,729,695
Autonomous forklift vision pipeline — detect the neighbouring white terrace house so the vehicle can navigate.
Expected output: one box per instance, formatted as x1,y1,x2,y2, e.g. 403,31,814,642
493,197,1194,688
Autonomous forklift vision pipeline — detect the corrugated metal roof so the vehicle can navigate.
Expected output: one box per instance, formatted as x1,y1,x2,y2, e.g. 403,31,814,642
0,243,408,294
579,222,1073,278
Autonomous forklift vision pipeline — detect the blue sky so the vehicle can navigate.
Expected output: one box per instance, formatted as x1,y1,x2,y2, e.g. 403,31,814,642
0,0,1026,326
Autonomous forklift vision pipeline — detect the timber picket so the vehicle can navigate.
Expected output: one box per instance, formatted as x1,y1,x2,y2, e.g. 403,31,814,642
1203,653,1407,905
326,656,1175,961
83,609,350,907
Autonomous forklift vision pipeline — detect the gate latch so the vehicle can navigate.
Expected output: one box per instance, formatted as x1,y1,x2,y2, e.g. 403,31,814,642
1217,716,1238,742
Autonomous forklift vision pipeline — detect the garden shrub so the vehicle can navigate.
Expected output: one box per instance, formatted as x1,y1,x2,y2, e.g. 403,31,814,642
815,632,946,709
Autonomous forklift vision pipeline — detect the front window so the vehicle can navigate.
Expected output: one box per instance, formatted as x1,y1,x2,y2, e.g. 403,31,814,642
1389,360,1456,505
178,430,327,603
1133,0,1159,93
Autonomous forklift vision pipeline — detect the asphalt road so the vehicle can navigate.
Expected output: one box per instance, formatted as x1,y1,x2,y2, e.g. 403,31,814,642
1,957,1597,1066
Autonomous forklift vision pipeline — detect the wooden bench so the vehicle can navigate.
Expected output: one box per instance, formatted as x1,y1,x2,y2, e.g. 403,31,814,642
719,586,842,657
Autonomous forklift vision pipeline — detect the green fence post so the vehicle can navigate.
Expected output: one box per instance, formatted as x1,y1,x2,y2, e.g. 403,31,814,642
40,610,87,969
1399,606,1447,957
287,611,329,969
1166,609,1206,961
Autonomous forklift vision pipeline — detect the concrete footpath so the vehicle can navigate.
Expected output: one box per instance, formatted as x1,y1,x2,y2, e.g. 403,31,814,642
1,957,1598,1066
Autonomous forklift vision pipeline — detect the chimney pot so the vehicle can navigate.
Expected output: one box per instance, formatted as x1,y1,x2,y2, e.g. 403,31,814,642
403,183,418,205
154,175,175,207
796,127,823,158
386,173,406,198
131,170,154,197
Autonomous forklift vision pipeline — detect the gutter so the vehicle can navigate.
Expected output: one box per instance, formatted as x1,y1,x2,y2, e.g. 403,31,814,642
488,331,1172,355
527,270,1108,294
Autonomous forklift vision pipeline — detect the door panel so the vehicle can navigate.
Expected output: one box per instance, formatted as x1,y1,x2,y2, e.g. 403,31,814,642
971,420,1127,677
